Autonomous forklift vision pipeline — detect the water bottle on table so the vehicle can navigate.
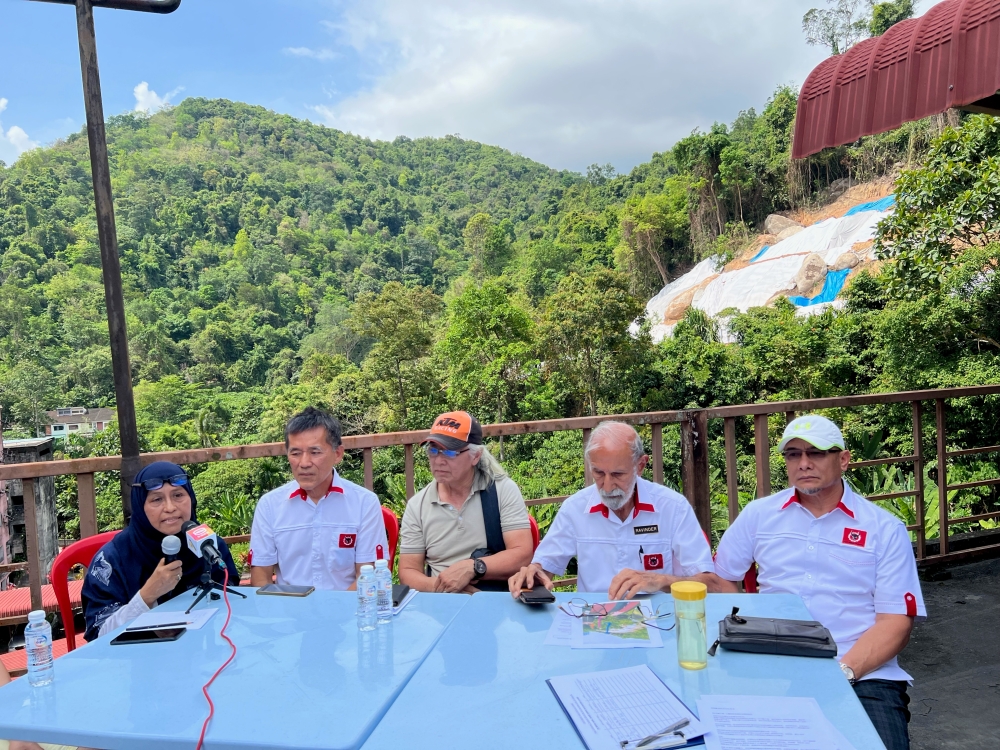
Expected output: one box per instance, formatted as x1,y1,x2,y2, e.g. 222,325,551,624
356,564,377,631
671,581,708,670
25,610,54,687
375,559,392,624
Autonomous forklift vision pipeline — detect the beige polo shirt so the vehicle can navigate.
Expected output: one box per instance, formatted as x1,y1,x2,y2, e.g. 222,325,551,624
399,473,530,575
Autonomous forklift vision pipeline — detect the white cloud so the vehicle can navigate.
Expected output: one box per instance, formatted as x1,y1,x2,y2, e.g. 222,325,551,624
133,81,184,113
309,0,828,171
284,47,337,61
0,98,40,164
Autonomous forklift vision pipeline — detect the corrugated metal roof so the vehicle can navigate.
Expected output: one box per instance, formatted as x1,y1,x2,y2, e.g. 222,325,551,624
793,0,1000,159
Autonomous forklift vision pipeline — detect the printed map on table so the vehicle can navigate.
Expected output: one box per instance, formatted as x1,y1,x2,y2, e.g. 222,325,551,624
572,601,663,649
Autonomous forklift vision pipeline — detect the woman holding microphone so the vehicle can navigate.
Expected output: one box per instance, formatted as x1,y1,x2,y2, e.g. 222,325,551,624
81,461,239,641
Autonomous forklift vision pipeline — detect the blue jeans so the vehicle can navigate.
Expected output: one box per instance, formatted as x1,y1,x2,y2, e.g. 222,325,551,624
854,679,910,750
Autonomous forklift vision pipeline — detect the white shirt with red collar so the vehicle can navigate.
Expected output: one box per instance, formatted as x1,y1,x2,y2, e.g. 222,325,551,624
532,476,714,594
714,480,927,682
249,471,388,591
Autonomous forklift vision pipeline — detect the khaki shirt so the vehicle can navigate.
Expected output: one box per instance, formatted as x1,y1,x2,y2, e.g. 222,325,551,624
399,473,530,575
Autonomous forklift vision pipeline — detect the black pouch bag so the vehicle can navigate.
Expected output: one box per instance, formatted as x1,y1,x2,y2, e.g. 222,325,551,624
708,606,838,658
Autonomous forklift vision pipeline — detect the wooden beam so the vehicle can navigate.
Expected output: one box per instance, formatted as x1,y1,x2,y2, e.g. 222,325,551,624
912,401,925,560
404,444,415,499
77,473,97,538
363,448,374,491
754,414,771,498
583,428,593,486
22,479,43,612
936,399,949,556
651,423,663,485
680,412,711,535
724,417,740,523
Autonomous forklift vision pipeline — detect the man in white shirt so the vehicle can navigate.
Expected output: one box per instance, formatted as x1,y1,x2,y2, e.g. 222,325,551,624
249,407,388,590
713,414,926,750
508,421,725,599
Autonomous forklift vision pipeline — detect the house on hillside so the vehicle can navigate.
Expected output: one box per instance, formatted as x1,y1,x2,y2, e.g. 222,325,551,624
40,407,116,439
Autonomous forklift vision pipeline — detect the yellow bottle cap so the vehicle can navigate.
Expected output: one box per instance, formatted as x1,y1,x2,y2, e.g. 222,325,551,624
671,581,707,601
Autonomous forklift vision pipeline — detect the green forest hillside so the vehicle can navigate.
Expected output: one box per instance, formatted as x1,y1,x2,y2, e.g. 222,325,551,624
2,93,999,541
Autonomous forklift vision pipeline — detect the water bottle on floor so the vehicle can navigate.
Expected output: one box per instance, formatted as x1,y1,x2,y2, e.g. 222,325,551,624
25,610,54,687
375,559,392,624
357,564,377,631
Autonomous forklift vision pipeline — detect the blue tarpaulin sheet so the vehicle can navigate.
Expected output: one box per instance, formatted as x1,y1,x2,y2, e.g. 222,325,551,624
844,195,895,216
749,245,770,263
789,268,852,307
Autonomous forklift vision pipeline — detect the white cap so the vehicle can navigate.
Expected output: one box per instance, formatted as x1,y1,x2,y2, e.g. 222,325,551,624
375,559,389,568
28,610,46,624
778,415,845,452
361,564,374,574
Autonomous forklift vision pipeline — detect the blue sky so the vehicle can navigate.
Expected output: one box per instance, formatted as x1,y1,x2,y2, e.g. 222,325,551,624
0,0,933,173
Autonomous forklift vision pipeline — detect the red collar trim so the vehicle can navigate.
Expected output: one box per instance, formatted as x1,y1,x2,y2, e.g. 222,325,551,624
781,489,855,519
589,503,609,518
290,477,343,501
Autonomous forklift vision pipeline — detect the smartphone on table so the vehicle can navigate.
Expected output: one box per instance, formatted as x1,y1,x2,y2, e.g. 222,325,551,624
110,628,185,645
256,583,315,597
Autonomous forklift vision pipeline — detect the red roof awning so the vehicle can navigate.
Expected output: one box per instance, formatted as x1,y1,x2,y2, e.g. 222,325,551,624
0,580,83,621
793,0,1000,159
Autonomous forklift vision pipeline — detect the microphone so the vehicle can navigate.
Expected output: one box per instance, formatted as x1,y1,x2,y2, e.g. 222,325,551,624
161,535,182,564
181,520,223,567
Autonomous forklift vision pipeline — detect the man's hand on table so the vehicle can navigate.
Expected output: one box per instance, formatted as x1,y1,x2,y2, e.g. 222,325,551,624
608,569,673,600
436,559,477,593
508,562,553,597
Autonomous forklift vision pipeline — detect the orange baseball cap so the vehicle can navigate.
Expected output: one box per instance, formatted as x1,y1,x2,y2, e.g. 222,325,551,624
424,411,483,451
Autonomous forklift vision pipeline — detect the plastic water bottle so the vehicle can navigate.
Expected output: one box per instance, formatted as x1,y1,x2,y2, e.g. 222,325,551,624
25,610,54,687
356,564,377,631
375,559,392,624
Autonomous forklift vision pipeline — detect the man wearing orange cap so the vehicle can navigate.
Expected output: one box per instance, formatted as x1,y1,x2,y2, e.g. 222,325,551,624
397,411,534,593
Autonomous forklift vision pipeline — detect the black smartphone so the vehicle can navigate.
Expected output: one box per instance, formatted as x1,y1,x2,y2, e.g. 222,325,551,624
110,627,185,645
392,583,411,607
518,585,556,605
256,583,315,597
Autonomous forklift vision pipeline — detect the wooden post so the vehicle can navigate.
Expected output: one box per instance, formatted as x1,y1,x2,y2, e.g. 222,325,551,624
651,423,663,485
784,411,796,425
911,402,925,560
22,479,43,612
404,444,415,499
583,428,593,486
363,448,374,491
754,413,771,497
77,473,98,538
724,417,740,523
680,411,711,535
74,0,142,520
935,398,948,556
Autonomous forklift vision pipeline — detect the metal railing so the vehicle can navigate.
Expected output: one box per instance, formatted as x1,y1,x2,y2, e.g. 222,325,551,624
3,385,1000,613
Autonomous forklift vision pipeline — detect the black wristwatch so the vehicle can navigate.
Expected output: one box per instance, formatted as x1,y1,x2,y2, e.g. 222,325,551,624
473,558,488,580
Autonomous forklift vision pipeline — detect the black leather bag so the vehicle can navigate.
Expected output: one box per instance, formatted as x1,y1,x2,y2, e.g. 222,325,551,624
708,607,838,658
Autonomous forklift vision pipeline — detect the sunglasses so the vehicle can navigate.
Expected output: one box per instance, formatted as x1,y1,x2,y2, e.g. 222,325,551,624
425,445,470,459
781,448,842,461
132,474,190,491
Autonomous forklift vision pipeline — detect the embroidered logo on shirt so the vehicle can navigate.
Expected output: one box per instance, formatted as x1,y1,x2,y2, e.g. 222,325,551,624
90,550,112,586
339,534,356,548
643,553,664,570
634,524,659,535
842,527,868,547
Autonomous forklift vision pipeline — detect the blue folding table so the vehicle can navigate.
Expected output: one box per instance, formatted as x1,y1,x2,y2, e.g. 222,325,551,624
362,592,886,750
0,588,468,750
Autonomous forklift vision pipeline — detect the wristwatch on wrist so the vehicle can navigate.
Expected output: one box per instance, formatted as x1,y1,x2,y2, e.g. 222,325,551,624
473,558,488,580
839,662,857,685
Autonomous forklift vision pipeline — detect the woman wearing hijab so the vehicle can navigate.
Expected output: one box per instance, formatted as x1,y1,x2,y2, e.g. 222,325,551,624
82,461,239,641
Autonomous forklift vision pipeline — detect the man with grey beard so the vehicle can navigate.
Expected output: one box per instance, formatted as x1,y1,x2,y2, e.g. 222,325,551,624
509,421,726,598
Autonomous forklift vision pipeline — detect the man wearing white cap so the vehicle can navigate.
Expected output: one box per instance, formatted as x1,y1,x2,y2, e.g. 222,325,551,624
714,414,926,750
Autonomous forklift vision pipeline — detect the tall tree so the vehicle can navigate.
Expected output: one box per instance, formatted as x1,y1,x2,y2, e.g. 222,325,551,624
802,0,872,55
869,0,914,36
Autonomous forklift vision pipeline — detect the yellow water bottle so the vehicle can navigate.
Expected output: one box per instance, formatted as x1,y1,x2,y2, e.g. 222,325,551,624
671,581,708,670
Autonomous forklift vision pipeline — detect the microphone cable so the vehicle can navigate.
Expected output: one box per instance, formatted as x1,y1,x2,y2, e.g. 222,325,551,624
195,567,237,750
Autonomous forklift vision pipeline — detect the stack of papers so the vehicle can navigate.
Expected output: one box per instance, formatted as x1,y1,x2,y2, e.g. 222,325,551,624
548,665,706,750
125,608,218,631
697,695,856,750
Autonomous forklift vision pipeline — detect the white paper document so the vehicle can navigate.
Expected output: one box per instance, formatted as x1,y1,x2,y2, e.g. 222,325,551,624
548,665,706,750
392,588,417,616
571,600,663,649
126,607,218,632
544,608,576,646
697,695,854,750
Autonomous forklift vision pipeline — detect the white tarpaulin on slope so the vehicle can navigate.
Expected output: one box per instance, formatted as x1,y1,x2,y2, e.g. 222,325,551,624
693,254,805,318
752,210,887,266
639,256,720,342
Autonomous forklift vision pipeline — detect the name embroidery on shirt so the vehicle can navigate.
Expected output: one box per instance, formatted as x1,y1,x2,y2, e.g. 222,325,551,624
339,534,356,548
634,524,659,535
842,527,868,547
643,553,664,570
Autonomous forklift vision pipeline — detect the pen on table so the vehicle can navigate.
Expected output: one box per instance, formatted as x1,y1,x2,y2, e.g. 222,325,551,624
635,718,690,748
126,621,191,631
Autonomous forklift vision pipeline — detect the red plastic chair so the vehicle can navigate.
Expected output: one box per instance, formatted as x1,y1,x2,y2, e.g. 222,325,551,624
529,515,540,553
50,530,119,651
381,506,399,570
743,563,759,593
